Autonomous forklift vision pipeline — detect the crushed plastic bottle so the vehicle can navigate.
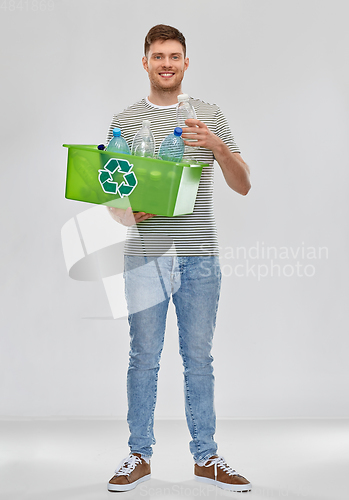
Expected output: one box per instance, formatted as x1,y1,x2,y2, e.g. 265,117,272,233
131,120,155,158
158,127,185,163
106,128,130,154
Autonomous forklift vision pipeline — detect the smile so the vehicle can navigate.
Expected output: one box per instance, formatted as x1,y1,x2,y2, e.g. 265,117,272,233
159,73,175,78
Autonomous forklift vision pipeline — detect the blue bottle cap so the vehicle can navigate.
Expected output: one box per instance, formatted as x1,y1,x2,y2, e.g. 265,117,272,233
174,127,182,136
112,128,122,137
97,144,105,150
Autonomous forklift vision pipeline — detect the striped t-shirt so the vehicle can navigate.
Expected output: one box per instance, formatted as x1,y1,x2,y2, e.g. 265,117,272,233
106,97,240,256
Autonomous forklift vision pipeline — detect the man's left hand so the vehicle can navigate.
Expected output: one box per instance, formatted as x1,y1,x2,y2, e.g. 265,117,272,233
182,119,251,196
181,118,220,152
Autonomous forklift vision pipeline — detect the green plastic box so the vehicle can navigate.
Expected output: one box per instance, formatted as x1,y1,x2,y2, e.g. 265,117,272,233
63,144,205,216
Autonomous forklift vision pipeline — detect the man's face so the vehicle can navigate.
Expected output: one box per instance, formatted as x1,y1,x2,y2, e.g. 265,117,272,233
142,39,189,93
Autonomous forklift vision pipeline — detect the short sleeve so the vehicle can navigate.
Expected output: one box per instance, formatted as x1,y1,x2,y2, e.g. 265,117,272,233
214,107,241,154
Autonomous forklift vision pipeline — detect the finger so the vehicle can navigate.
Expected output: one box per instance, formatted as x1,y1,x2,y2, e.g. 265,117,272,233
184,118,203,127
182,133,200,141
141,213,156,219
182,129,198,135
132,214,142,221
183,139,199,146
182,133,201,141
183,140,201,147
134,213,152,222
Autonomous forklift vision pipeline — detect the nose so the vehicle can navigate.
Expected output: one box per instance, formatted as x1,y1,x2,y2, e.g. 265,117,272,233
161,57,173,67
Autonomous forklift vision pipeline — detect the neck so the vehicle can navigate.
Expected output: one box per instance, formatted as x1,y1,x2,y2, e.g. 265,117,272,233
147,86,183,106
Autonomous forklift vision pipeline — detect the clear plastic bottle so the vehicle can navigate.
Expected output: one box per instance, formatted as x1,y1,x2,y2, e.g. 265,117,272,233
176,94,197,127
158,127,185,163
106,128,130,154
176,94,198,154
131,120,155,157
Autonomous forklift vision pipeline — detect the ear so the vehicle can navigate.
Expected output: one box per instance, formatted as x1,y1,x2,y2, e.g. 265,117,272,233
142,56,149,73
184,57,189,72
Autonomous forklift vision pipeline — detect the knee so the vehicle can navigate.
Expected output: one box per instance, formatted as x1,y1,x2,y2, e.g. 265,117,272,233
129,348,162,371
182,352,214,376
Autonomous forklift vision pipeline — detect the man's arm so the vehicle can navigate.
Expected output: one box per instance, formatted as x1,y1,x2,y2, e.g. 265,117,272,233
107,206,155,226
182,119,251,196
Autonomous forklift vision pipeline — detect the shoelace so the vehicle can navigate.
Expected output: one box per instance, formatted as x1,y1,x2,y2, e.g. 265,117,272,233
115,454,142,476
203,456,239,479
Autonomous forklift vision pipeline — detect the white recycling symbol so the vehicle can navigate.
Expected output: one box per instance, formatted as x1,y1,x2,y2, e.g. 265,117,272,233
98,158,138,197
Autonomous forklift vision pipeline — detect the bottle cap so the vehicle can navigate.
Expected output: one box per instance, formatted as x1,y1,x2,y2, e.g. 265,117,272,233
112,128,121,137
174,127,183,136
142,120,151,127
97,144,105,150
177,94,189,102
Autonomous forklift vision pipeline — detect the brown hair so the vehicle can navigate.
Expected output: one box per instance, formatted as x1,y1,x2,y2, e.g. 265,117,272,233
144,24,186,58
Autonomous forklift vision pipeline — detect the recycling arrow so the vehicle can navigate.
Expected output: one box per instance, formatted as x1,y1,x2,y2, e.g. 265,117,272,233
98,158,138,197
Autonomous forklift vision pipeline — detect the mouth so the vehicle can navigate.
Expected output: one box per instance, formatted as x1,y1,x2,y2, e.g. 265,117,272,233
159,72,175,79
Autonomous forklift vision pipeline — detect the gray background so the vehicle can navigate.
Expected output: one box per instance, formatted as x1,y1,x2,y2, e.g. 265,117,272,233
0,0,348,418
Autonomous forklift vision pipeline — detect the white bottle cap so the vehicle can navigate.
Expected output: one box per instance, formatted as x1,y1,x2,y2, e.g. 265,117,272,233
177,94,190,102
142,119,151,127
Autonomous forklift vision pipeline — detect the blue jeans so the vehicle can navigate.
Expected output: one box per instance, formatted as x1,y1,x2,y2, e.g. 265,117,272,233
124,255,222,463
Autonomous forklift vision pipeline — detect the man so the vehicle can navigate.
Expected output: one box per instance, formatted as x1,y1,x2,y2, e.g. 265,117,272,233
107,24,251,493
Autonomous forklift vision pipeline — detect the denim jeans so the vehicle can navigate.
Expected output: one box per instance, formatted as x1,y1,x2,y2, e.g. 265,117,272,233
124,255,222,463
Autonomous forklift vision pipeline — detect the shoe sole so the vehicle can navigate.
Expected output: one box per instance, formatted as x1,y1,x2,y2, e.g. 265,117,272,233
194,475,252,492
108,473,151,492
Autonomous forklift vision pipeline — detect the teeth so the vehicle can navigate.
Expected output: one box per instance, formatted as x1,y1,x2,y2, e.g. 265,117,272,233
160,73,174,76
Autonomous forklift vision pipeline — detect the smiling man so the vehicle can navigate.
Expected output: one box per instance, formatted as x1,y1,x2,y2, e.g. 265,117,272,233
106,25,251,493
143,40,189,97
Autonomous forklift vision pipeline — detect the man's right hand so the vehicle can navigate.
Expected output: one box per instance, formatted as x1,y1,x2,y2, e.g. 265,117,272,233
107,206,155,226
